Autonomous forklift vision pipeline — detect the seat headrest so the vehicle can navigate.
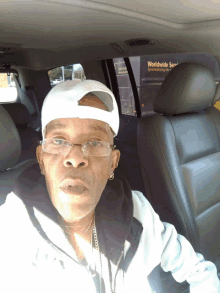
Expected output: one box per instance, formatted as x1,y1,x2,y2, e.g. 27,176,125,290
2,103,30,125
0,105,21,171
154,62,216,115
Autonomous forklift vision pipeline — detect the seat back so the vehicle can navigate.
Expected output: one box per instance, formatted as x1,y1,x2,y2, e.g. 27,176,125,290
115,115,147,198
0,104,37,205
2,103,41,164
137,62,220,270
14,76,41,131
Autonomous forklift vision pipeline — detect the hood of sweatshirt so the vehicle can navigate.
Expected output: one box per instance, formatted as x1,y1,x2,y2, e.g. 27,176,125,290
11,162,134,266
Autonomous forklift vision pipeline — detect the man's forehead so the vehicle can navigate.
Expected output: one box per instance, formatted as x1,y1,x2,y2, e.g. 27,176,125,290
46,119,110,136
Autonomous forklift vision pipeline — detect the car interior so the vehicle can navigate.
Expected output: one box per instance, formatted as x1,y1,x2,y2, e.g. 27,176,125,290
1,0,220,292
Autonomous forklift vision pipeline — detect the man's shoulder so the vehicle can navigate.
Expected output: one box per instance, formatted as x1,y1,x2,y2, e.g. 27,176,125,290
131,190,157,224
0,191,30,229
131,190,153,209
0,194,11,219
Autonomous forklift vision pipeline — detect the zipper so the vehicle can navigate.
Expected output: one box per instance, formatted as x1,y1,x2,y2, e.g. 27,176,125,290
113,251,124,293
125,252,135,273
113,224,142,293
124,240,139,273
112,247,137,293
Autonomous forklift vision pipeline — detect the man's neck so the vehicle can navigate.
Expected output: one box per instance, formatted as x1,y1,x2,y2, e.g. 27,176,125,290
57,211,95,260
57,210,95,237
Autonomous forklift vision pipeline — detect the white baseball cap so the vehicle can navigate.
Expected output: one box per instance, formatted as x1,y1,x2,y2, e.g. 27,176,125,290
41,79,120,139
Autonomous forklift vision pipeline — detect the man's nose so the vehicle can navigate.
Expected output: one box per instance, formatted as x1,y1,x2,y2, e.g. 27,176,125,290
63,145,89,168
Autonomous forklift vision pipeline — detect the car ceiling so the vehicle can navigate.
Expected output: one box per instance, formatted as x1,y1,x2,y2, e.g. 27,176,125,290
1,0,220,70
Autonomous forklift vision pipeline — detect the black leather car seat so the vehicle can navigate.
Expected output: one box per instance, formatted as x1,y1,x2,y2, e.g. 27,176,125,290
2,103,41,164
137,62,220,274
0,105,37,206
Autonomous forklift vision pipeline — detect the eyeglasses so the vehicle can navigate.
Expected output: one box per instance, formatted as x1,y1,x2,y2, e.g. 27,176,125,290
39,138,116,156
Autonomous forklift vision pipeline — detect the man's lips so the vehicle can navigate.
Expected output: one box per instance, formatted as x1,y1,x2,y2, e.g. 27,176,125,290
59,178,88,195
60,185,88,195
59,178,88,189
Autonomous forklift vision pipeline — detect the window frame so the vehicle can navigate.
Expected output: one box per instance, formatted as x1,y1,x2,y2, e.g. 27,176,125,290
124,57,141,118
105,59,122,115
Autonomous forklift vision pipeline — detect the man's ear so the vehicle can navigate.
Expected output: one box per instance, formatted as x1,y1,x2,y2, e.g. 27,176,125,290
36,145,45,175
112,149,120,172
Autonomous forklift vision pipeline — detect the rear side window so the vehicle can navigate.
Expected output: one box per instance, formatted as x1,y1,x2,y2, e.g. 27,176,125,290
113,54,220,116
0,73,17,103
113,58,137,116
48,64,86,88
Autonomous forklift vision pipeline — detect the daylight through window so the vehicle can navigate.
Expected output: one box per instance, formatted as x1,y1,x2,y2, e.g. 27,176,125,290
48,64,86,88
0,73,17,103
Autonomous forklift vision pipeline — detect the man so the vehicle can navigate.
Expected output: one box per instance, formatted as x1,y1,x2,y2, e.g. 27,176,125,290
0,79,219,293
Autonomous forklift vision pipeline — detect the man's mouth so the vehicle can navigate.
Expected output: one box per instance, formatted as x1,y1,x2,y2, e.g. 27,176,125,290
60,185,88,195
59,178,88,195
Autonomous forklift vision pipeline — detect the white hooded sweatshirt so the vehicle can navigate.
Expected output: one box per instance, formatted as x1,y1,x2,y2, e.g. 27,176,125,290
0,163,219,293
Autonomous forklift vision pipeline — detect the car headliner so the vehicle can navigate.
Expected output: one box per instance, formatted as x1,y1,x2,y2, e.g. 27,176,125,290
1,0,220,70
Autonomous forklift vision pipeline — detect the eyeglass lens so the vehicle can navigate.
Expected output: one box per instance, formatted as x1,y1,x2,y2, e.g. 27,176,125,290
43,140,110,156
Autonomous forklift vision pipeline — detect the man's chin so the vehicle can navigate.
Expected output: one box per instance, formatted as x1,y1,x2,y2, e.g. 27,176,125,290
55,195,95,222
58,206,94,224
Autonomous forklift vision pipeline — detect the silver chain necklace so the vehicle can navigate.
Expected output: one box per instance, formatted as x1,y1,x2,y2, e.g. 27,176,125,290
60,213,102,293
60,213,95,235
92,213,102,293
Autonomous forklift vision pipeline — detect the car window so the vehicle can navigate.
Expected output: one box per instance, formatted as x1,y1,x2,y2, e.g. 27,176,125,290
48,63,86,88
0,73,17,103
113,54,220,116
113,58,137,117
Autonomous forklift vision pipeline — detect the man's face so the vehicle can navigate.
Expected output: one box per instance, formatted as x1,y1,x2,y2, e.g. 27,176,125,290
37,102,120,224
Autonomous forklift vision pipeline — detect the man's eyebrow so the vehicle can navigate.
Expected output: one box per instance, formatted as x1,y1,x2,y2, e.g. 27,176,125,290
46,123,67,134
88,125,109,135
46,123,109,136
